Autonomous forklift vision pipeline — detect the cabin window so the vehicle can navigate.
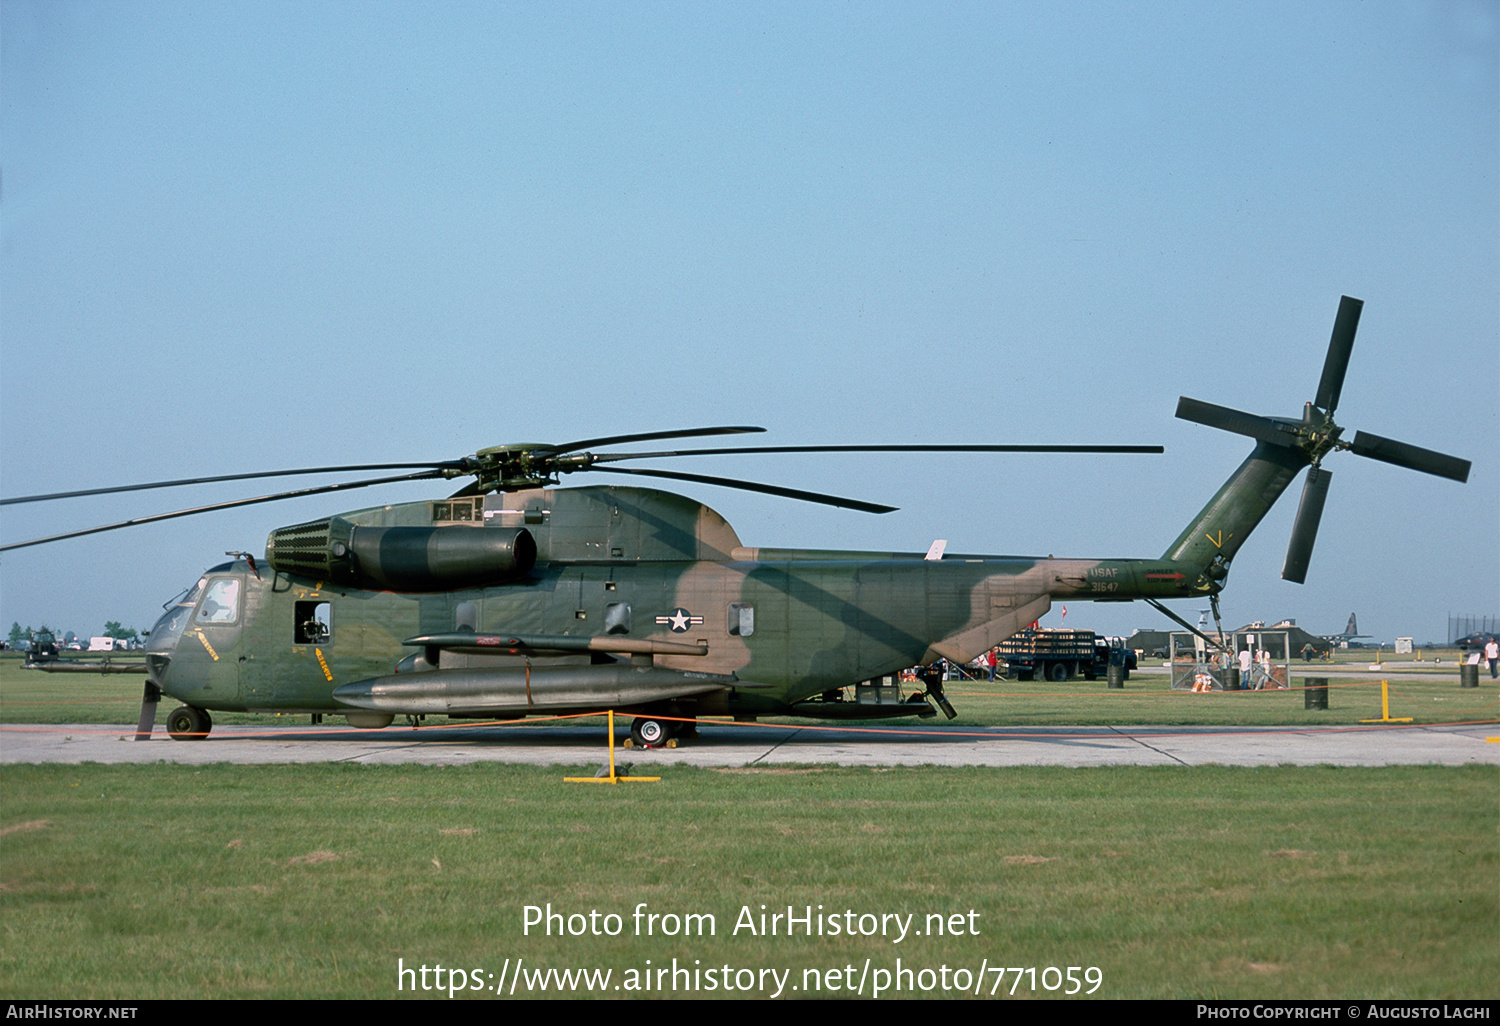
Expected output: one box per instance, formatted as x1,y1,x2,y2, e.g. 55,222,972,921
728,603,754,637
194,579,240,625
432,497,483,522
605,602,632,635
295,601,332,644
455,602,479,632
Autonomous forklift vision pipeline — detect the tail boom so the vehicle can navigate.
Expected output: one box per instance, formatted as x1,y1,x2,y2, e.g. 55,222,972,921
1161,441,1310,584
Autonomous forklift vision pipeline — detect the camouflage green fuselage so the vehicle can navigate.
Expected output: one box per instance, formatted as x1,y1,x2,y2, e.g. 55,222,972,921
148,484,1214,719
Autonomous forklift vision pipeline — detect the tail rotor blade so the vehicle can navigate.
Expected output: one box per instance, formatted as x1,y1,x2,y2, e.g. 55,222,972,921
1314,295,1362,414
1349,431,1471,483
1176,397,1298,447
1282,467,1332,584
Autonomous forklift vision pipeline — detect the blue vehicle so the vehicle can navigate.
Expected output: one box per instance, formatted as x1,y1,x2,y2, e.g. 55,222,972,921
997,629,1136,682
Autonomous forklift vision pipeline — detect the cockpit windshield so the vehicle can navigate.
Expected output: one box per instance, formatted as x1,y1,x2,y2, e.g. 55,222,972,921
146,577,208,652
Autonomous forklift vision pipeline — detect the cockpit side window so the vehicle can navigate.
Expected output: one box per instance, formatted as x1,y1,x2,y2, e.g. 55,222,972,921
194,579,241,625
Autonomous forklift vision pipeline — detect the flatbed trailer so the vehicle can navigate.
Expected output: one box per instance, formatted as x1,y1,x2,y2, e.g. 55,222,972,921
997,628,1135,682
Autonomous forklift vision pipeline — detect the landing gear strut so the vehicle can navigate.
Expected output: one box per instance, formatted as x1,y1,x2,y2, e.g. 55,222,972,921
134,681,161,741
924,674,958,719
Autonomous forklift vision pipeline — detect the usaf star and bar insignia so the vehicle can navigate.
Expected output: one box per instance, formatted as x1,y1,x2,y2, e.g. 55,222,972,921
655,607,705,633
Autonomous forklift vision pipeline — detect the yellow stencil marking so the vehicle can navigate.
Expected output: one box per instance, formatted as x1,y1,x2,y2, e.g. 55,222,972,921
314,648,334,682
194,631,220,662
1204,530,1232,549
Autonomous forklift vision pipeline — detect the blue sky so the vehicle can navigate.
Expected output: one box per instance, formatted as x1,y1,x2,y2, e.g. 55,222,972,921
3,1,1495,646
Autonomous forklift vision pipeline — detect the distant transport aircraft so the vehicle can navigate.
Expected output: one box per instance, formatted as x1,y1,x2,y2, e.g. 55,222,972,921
1323,613,1372,647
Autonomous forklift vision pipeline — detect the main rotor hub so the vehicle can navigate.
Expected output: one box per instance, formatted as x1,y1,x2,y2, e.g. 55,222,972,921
463,444,577,491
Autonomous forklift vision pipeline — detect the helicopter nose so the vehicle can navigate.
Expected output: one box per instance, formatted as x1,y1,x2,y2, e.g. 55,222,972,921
145,653,171,682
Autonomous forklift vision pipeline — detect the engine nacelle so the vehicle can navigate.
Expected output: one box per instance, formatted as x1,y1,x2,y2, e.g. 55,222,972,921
266,517,536,591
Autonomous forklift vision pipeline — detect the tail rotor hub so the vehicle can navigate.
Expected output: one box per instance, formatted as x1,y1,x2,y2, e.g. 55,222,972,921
1175,296,1470,584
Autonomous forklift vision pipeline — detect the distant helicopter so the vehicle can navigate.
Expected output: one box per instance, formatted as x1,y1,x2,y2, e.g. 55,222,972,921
3,298,1469,747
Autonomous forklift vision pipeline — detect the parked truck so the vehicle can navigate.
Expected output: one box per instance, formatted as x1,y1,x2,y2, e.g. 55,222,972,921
24,630,59,664
996,628,1136,682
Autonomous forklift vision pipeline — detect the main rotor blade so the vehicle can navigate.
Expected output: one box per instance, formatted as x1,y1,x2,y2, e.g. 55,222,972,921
584,466,897,514
1175,397,1299,447
586,442,1164,464
1314,295,1363,415
0,470,448,553
1282,467,1332,584
1349,431,1471,483
550,426,765,455
0,463,459,506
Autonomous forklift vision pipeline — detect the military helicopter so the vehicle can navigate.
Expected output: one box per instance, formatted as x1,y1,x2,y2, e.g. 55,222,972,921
2,297,1469,747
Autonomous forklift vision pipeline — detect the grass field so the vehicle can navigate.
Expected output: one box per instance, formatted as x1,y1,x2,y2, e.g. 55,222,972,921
2,652,1495,1001
1,762,1494,1000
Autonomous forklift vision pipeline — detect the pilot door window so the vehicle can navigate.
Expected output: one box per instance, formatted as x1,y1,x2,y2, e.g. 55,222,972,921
294,601,332,644
194,579,241,625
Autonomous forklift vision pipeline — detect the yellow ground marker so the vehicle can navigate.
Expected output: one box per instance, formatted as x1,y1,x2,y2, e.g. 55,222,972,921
564,711,661,784
1359,680,1413,724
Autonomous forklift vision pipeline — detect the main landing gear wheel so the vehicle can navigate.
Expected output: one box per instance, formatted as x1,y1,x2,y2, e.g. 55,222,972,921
166,706,212,740
630,716,672,749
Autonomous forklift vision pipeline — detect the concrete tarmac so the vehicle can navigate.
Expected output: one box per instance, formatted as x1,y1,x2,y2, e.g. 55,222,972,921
3,719,1495,769
1135,664,1470,682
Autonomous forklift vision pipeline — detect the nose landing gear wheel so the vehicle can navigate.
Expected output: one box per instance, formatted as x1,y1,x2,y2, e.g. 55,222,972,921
630,717,671,748
166,706,212,740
